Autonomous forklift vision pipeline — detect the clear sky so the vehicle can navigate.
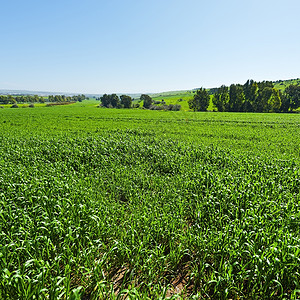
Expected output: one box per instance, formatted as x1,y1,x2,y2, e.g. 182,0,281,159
1,0,299,94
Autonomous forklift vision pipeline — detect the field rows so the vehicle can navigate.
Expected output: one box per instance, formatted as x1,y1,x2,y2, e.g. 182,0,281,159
0,105,299,299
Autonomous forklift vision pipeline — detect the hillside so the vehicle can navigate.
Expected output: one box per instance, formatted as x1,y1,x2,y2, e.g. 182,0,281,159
148,90,196,111
273,78,300,91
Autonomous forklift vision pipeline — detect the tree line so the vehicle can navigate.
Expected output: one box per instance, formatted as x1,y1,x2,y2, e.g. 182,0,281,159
189,80,300,112
48,94,86,103
99,94,135,108
0,94,86,104
99,94,152,109
99,93,181,111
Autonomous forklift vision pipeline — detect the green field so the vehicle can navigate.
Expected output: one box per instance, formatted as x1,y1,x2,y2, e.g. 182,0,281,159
0,102,299,299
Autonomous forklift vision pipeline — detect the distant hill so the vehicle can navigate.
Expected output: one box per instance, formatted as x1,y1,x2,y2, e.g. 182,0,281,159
0,89,82,97
273,78,300,91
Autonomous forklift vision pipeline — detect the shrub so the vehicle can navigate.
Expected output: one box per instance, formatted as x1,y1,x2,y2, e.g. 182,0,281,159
149,104,181,111
168,104,181,111
11,104,19,108
149,105,164,110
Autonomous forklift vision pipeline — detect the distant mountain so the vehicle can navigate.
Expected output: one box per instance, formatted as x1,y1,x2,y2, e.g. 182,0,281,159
0,89,77,97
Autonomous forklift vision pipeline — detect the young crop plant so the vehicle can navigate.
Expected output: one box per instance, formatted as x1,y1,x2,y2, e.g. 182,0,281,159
0,104,299,299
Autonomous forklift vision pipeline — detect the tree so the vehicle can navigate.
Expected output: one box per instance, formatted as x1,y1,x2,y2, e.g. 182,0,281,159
7,95,16,104
79,94,86,102
100,94,110,107
33,95,39,103
54,95,62,102
0,95,8,104
212,85,229,112
279,90,289,112
257,81,274,95
243,80,258,112
141,94,153,109
267,88,281,112
110,94,120,108
285,84,300,110
120,95,132,108
99,94,120,108
229,84,245,112
254,87,273,112
188,88,210,111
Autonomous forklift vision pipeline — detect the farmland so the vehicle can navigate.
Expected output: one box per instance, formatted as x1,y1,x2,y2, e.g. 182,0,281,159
0,102,299,299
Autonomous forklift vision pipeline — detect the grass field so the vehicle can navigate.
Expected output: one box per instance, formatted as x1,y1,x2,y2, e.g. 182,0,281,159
0,102,299,299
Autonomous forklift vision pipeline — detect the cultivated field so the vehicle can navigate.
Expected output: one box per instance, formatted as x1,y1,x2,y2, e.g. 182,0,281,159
0,102,299,299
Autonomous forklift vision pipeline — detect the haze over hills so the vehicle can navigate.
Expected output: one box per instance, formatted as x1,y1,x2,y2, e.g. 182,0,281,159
0,89,142,99
0,78,299,98
0,89,78,97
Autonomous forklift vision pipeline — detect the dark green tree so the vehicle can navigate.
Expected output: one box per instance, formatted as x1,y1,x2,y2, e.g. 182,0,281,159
7,95,16,104
33,95,39,103
279,90,289,112
39,97,45,103
110,94,120,108
100,94,120,108
0,95,8,104
243,80,258,112
257,80,274,90
54,95,62,102
229,84,245,112
120,95,132,108
17,95,25,103
100,94,110,107
285,84,300,110
141,94,153,109
79,94,86,102
188,88,210,111
212,85,229,112
254,87,273,112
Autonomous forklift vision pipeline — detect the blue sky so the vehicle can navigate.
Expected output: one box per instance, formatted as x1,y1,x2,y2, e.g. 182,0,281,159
1,0,299,94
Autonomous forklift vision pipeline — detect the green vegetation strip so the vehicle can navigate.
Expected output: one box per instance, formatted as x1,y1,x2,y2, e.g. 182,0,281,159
0,105,299,299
